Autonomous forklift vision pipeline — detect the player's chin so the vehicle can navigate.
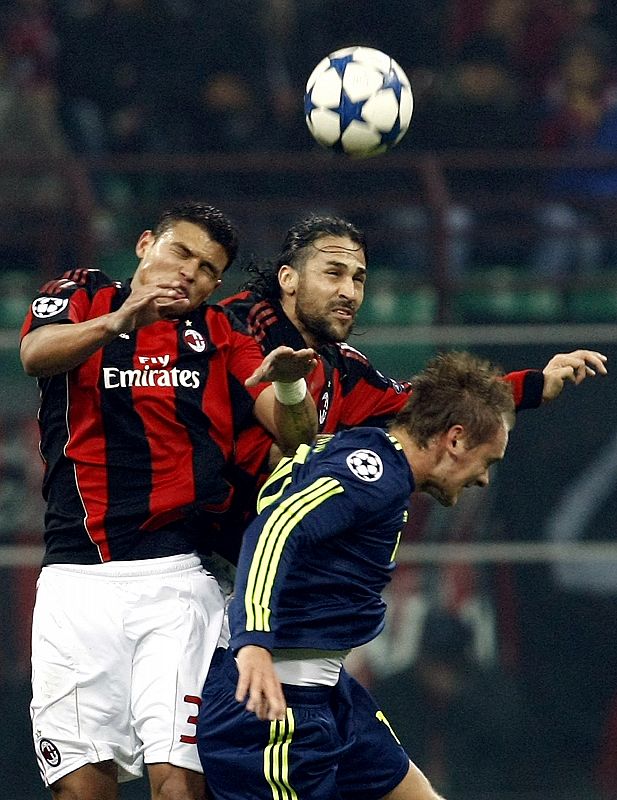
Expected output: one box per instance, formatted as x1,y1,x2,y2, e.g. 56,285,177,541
332,317,354,339
426,485,455,507
157,299,192,319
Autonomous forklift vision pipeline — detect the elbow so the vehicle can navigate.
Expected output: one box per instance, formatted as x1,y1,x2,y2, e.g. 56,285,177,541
20,343,48,377
20,351,39,377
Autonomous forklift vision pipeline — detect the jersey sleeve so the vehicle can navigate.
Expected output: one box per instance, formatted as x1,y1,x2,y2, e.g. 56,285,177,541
504,369,544,410
222,307,270,403
20,268,112,339
230,431,410,651
333,344,411,429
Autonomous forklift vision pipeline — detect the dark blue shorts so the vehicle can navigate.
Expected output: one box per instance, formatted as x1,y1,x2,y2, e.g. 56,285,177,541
336,668,410,800
197,649,409,800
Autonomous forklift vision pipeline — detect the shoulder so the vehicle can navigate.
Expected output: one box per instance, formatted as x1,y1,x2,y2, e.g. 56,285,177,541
206,302,253,334
332,342,410,392
38,268,119,298
218,289,256,317
321,428,411,494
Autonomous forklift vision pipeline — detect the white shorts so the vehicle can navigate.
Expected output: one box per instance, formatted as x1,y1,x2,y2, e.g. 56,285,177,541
30,553,225,787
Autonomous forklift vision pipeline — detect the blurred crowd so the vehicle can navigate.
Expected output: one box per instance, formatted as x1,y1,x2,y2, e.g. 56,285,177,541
3,0,617,289
1,0,616,156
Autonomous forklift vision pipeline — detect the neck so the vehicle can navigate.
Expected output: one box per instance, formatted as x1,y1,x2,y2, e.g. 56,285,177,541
389,426,432,489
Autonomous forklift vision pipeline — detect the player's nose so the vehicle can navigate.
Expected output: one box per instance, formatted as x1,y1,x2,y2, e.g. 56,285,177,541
338,275,357,299
180,261,198,282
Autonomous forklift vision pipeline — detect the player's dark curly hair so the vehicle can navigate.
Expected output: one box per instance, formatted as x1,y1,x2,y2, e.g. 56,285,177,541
394,351,515,448
153,200,239,269
238,214,368,300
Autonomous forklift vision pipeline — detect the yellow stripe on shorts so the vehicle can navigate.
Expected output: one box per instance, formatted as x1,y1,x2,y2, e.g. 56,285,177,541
264,708,298,799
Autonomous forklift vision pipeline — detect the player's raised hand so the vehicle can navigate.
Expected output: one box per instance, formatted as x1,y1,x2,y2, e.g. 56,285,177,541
245,345,317,387
235,645,286,721
542,349,608,402
110,281,191,334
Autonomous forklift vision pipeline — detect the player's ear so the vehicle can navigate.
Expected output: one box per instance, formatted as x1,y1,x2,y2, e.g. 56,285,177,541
446,425,465,455
279,265,299,296
135,230,154,258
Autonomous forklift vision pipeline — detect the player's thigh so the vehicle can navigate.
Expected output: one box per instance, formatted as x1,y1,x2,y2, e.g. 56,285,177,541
147,763,206,800
50,760,119,800
31,568,137,786
336,670,411,800
380,761,445,800
131,566,225,773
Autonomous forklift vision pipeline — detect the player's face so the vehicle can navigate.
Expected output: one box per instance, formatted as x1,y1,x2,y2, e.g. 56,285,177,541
133,221,229,310
424,421,509,507
287,235,367,347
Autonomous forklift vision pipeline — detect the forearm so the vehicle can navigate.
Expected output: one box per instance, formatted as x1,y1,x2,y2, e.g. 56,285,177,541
254,383,317,456
273,392,317,455
20,316,123,377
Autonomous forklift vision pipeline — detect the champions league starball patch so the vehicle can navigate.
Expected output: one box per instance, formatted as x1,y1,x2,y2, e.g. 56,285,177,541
32,296,69,318
346,449,383,482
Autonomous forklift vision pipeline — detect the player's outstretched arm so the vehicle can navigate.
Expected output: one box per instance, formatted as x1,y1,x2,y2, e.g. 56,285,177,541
235,645,286,722
251,345,318,455
244,345,318,387
541,349,608,403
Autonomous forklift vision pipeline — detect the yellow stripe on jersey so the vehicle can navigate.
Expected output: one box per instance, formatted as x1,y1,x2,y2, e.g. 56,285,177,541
264,708,298,800
376,709,402,745
390,510,408,562
245,477,344,632
387,433,403,450
257,443,312,513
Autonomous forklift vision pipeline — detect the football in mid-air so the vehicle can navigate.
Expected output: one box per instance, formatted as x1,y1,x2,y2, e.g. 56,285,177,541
304,46,413,157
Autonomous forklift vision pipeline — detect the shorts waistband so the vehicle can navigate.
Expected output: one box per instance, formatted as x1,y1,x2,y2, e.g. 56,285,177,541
43,552,202,579
213,647,336,705
281,682,335,705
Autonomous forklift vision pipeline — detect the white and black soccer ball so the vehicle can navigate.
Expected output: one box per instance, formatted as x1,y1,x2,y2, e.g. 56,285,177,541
304,46,413,157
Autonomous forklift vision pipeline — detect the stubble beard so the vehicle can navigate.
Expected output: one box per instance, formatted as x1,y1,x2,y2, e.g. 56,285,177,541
296,303,354,346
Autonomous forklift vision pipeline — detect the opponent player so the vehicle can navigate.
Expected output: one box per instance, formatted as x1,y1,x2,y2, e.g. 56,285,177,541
19,201,317,800
214,213,607,800
197,351,516,800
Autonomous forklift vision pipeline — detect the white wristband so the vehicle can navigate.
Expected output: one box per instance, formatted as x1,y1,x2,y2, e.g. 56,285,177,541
273,378,307,406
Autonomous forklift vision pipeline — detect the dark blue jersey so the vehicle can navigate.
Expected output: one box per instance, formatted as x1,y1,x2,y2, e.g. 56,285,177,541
229,427,414,653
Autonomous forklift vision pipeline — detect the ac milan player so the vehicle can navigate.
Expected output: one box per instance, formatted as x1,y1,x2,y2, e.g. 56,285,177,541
214,213,607,800
19,201,317,800
219,214,607,560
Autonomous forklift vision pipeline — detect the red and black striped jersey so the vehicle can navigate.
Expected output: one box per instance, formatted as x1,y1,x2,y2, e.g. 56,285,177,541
217,290,544,562
21,269,269,565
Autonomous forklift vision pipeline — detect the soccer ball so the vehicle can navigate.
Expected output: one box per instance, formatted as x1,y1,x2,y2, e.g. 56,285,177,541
304,46,413,157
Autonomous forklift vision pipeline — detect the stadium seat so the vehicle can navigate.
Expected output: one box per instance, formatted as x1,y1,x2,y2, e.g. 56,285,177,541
359,285,438,326
454,286,564,323
452,264,565,323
